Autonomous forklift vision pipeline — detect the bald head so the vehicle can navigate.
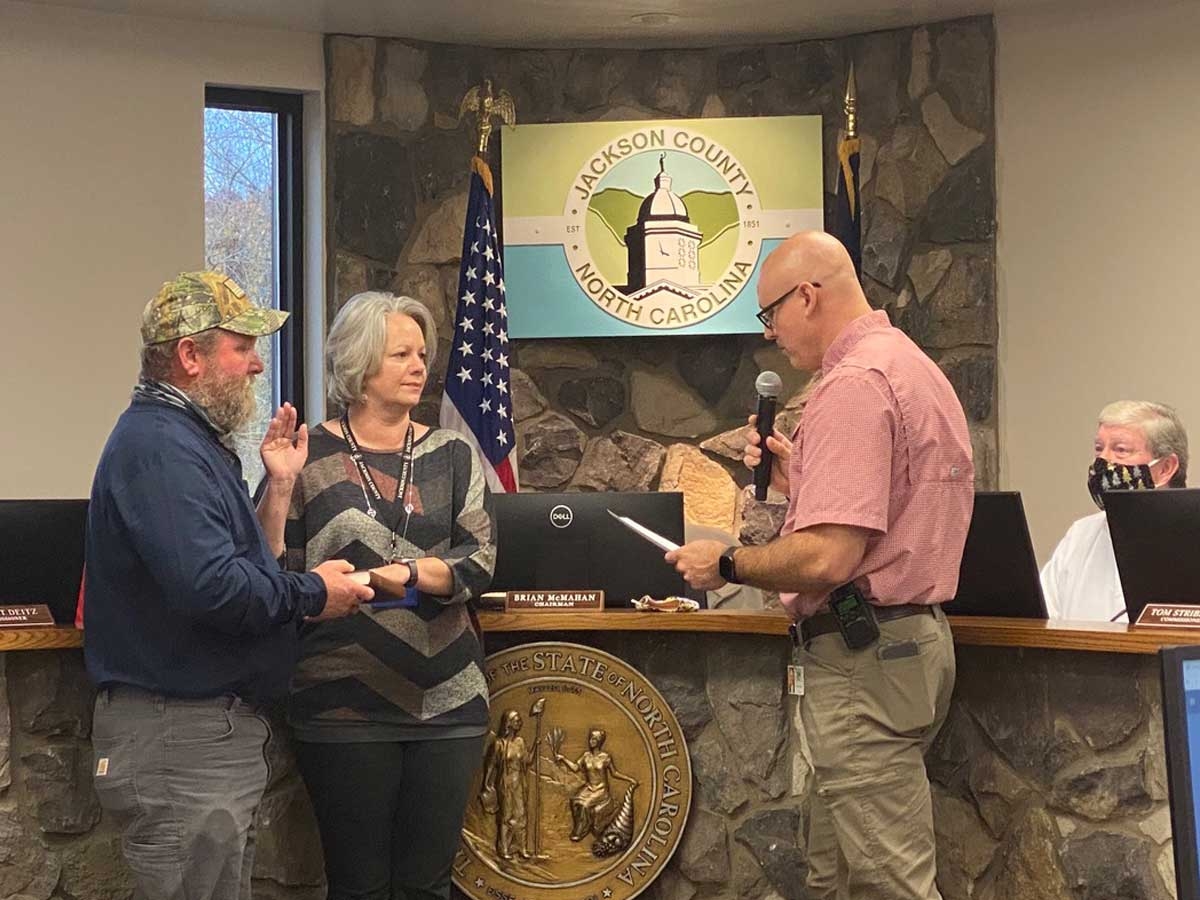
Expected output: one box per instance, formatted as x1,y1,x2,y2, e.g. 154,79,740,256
756,231,873,370
759,231,863,302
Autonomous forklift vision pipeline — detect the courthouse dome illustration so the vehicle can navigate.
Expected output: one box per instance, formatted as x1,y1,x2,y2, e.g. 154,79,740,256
623,153,704,296
637,155,690,220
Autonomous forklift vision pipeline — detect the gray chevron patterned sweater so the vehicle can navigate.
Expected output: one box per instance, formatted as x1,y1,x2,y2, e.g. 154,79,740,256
283,424,495,742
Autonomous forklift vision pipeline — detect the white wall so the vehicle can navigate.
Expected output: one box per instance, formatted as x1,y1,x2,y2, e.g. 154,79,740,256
995,0,1200,561
0,0,324,498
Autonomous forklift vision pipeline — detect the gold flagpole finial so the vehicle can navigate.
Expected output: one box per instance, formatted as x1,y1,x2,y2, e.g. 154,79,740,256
843,62,857,139
458,78,517,155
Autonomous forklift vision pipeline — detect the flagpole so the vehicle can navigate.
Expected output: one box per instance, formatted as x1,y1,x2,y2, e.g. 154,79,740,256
844,61,857,140
439,83,521,493
834,62,862,281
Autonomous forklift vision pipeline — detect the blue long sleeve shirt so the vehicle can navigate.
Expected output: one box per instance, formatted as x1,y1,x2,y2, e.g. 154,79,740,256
84,396,326,702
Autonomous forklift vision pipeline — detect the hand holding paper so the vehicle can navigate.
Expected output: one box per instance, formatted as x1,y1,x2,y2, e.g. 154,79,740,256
663,539,727,592
607,509,680,552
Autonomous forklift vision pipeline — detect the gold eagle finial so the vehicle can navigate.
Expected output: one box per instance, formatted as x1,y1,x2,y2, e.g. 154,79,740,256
458,79,517,155
843,62,858,139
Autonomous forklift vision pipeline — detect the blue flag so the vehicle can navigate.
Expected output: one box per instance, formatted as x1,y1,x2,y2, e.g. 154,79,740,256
834,133,862,280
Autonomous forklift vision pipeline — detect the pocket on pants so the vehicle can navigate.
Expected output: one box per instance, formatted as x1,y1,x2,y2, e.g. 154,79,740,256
865,638,943,737
164,707,234,746
800,633,853,677
91,735,140,821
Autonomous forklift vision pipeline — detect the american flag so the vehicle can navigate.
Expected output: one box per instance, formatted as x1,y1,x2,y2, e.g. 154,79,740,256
439,157,519,493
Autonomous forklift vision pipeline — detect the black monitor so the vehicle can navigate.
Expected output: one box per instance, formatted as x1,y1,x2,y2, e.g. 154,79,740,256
943,491,1047,618
1160,644,1200,900
490,491,687,607
1106,488,1200,623
0,499,88,624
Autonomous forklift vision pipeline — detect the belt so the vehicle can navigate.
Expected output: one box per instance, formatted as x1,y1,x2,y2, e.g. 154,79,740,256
101,684,257,712
798,602,938,645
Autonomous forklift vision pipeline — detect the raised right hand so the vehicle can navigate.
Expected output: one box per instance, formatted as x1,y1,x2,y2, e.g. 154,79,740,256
743,414,792,496
260,402,309,482
309,559,374,620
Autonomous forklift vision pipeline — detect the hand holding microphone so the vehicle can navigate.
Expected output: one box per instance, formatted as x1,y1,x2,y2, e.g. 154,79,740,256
747,371,791,499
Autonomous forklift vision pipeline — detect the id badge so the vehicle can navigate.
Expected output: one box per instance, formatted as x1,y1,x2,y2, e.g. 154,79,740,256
786,645,804,696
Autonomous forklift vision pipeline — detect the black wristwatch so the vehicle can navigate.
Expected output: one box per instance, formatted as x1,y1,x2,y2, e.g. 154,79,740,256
718,546,741,584
398,558,420,589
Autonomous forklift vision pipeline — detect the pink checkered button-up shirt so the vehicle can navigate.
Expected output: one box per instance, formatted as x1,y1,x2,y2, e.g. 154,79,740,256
780,310,974,620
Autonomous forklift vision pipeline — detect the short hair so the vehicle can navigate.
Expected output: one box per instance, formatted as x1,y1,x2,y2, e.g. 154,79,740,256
139,329,220,381
1098,400,1189,487
325,292,438,409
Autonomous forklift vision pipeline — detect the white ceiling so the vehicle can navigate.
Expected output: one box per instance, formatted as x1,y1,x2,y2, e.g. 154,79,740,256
20,0,1104,47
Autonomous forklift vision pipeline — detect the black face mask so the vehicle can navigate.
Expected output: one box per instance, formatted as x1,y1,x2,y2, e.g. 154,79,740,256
1088,457,1158,510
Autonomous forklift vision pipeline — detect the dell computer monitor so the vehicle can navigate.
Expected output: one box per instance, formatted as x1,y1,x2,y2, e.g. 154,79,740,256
1106,488,1200,623
944,491,1047,618
0,499,88,624
490,491,687,607
1160,645,1200,900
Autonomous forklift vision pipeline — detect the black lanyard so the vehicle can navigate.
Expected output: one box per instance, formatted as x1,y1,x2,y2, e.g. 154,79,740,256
340,414,415,562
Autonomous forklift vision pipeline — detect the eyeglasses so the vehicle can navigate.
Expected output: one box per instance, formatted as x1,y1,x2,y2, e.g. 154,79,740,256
756,282,821,330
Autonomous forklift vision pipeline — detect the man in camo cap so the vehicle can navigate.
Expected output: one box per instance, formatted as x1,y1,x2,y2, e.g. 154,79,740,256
136,271,289,435
84,271,373,900
141,270,288,345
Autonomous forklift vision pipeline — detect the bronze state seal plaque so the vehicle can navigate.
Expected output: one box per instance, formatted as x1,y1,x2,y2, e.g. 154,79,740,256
454,642,692,900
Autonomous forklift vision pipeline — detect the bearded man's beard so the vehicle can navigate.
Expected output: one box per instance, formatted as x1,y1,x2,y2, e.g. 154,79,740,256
190,369,257,434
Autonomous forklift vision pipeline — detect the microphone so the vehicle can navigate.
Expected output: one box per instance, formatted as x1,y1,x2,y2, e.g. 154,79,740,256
753,371,783,501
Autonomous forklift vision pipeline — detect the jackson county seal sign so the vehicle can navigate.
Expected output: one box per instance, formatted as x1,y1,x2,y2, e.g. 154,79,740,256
454,642,692,900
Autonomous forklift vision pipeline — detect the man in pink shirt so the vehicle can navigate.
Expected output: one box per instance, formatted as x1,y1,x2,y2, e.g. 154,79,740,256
669,231,973,900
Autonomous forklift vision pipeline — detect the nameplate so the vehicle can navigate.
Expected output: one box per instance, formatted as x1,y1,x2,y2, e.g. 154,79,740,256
1135,604,1200,629
504,590,604,611
0,605,55,628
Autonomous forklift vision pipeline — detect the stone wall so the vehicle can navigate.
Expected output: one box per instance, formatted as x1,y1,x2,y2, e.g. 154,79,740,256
930,648,1176,900
0,634,806,900
326,17,1000,539
1,641,1175,900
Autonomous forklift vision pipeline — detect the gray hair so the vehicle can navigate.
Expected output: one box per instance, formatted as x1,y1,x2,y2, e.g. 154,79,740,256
140,329,220,381
325,291,438,409
1098,400,1189,487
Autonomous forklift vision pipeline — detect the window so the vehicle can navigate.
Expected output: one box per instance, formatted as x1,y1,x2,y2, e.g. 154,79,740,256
203,87,304,488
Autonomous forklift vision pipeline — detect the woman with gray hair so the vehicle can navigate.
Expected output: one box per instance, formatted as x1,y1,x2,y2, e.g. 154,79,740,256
1041,400,1188,622
258,290,496,900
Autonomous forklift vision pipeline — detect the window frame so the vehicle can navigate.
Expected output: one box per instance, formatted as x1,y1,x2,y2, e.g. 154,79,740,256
204,86,306,419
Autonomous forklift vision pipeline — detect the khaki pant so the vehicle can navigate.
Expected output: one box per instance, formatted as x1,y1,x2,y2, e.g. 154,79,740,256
800,607,955,900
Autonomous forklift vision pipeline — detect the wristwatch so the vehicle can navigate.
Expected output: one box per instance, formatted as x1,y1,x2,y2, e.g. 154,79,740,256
718,546,741,584
398,558,420,589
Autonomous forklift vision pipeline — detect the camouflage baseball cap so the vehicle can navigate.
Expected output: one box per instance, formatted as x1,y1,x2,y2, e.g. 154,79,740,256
141,271,289,346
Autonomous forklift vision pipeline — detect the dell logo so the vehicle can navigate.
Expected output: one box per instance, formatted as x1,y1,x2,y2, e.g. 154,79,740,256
549,504,574,528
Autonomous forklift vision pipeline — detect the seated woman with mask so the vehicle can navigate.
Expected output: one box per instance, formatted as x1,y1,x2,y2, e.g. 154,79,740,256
1041,400,1188,622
